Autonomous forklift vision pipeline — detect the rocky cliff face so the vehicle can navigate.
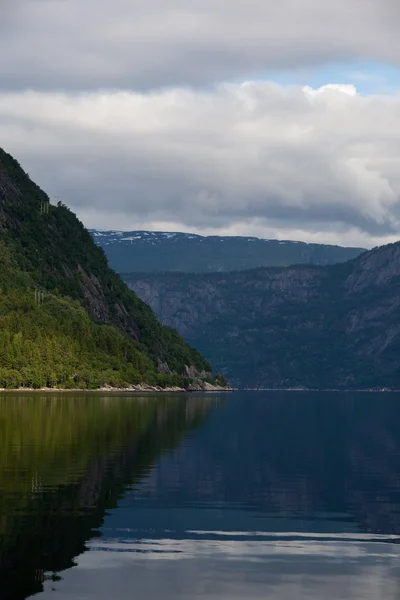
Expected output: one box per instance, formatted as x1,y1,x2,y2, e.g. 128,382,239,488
129,267,329,339
124,243,400,389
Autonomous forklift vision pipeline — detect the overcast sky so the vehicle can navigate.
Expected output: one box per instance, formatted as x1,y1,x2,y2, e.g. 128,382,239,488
2,0,400,247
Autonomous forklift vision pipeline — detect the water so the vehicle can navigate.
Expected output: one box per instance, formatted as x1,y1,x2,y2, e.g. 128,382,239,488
1,391,400,599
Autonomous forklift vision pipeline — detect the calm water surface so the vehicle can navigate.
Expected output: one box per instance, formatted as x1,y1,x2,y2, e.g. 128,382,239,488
1,391,400,599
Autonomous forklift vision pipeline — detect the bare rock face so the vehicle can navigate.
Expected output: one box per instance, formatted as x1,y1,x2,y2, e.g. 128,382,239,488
345,244,400,293
124,242,400,390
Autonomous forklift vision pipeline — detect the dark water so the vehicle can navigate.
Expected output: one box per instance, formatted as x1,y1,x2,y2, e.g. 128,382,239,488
1,391,400,599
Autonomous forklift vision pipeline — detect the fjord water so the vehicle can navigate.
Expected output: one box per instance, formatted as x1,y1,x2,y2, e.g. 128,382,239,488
1,392,400,599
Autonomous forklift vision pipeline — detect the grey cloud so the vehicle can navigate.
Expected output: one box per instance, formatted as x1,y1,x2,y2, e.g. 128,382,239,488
1,0,400,91
1,83,400,247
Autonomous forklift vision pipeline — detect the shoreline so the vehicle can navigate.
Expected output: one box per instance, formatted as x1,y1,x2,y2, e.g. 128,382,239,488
0,386,395,393
240,387,400,392
0,384,232,394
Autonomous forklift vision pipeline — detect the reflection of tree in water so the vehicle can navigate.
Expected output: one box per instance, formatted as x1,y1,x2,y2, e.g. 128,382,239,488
0,393,217,599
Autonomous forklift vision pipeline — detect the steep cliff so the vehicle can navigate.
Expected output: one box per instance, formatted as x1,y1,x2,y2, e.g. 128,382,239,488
124,243,400,389
0,148,223,389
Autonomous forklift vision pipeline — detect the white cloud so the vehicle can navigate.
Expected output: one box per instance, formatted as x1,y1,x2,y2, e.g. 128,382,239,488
303,84,357,97
3,1,400,246
1,81,400,247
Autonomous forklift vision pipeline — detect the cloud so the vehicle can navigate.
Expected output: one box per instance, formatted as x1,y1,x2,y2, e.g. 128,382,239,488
1,0,400,92
2,1,400,247
1,82,400,247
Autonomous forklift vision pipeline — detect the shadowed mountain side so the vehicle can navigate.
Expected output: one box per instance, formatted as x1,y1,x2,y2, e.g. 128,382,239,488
0,394,217,599
124,242,400,389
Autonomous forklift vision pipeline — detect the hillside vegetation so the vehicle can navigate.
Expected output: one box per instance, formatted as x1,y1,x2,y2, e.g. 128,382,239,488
0,149,223,389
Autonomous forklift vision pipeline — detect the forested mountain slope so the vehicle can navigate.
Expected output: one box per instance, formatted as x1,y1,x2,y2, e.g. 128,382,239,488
91,229,365,273
124,242,400,389
0,149,223,389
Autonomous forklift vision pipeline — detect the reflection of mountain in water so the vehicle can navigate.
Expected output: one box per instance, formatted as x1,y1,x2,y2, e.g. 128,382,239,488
136,392,400,538
0,393,216,599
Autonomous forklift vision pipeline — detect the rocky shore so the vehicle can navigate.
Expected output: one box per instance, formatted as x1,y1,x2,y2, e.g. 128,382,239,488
0,382,232,393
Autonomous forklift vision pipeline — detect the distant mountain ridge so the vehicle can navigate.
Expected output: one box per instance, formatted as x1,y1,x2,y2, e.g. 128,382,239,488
124,241,400,390
90,229,365,273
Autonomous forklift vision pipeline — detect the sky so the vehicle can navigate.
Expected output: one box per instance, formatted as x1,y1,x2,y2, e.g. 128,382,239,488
2,1,400,247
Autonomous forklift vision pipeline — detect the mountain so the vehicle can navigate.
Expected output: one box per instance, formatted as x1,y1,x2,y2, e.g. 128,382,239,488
0,148,225,390
90,229,365,273
124,242,400,390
